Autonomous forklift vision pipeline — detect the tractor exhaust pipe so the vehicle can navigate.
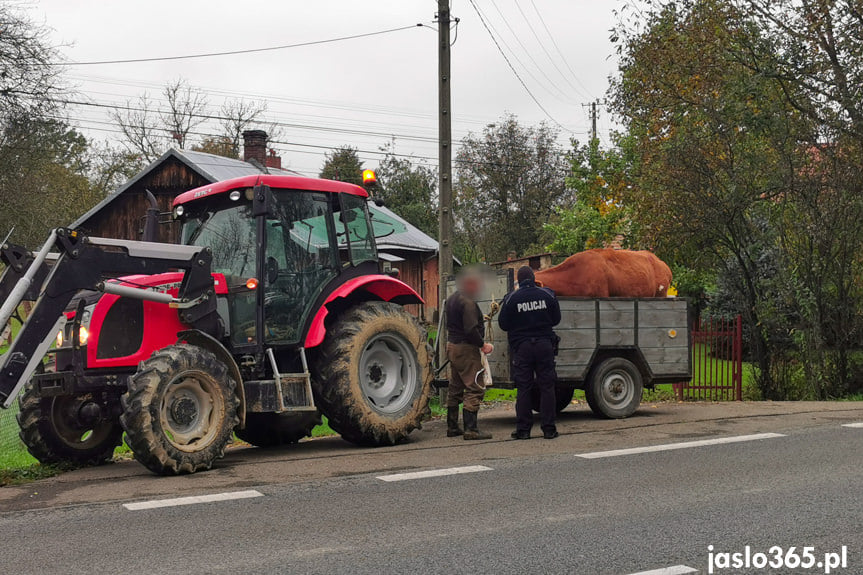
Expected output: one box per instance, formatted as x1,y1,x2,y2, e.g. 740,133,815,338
142,190,159,243
0,229,57,334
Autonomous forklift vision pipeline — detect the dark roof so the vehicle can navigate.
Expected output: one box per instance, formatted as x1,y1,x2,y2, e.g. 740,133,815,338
372,205,438,253
72,148,301,228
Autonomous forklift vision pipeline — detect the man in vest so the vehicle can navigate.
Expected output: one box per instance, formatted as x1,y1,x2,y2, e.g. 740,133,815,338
498,266,562,439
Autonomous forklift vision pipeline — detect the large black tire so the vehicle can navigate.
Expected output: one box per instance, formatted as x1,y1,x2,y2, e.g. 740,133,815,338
235,411,322,447
16,384,123,467
585,357,643,419
120,344,240,475
311,301,432,446
531,386,576,413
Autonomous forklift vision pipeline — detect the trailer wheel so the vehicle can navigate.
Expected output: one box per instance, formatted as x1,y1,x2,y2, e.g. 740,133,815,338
120,344,239,475
312,302,432,446
531,387,576,413
585,357,643,419
17,385,123,467
235,411,322,447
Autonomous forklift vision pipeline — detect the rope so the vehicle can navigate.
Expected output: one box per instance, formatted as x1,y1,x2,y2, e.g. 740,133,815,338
483,297,501,344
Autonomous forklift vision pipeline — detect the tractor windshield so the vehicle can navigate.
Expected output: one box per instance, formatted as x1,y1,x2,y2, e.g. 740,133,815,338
181,202,257,281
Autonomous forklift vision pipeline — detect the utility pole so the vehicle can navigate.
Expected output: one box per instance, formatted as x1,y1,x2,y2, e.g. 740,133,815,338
590,100,598,143
437,0,453,328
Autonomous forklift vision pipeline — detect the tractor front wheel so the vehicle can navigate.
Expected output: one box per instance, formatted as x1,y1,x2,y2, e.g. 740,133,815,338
17,384,123,467
120,344,239,475
312,302,432,446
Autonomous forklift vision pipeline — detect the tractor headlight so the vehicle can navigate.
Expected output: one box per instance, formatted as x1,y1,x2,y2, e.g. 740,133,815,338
78,325,89,345
56,330,63,347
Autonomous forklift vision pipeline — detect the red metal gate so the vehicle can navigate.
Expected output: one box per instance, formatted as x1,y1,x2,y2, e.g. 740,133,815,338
674,315,743,401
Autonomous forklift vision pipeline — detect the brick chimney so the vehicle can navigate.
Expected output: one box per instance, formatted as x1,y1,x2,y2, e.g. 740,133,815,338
242,130,267,166
266,148,282,170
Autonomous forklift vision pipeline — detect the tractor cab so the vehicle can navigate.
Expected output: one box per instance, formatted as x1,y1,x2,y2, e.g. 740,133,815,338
174,175,380,350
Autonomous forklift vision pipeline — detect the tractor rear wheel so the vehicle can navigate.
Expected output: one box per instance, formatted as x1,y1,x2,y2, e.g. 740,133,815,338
120,344,239,475
312,302,432,446
235,411,322,447
17,384,123,467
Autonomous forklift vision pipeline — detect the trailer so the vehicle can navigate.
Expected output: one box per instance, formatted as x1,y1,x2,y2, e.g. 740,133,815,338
443,270,691,418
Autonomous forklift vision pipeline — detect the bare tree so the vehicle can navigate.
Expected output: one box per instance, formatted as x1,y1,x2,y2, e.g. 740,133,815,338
220,98,267,157
110,93,164,162
160,78,208,149
0,3,65,139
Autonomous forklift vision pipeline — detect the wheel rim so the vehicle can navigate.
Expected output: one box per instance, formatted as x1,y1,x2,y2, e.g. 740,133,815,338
48,395,115,451
600,369,635,408
159,371,224,452
358,332,419,415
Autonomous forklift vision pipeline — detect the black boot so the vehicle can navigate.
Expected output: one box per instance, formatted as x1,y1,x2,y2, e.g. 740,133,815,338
446,406,463,437
463,409,492,440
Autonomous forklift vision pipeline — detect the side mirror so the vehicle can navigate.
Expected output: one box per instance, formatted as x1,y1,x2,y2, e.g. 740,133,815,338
252,184,272,217
373,197,385,207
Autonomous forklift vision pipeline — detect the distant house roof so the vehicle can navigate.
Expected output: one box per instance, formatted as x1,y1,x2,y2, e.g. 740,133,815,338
372,204,438,254
72,147,300,228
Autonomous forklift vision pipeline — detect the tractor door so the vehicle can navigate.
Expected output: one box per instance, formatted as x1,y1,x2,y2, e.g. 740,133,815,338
262,191,338,345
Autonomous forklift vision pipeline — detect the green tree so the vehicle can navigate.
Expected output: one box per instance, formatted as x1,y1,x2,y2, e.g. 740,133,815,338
611,0,807,397
545,136,636,254
319,146,364,186
375,142,438,237
0,119,101,248
453,114,568,262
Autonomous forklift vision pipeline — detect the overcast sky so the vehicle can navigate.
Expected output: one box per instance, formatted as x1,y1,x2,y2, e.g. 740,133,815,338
31,0,621,177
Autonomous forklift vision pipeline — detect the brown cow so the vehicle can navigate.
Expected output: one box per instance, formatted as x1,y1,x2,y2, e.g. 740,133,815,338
534,249,672,298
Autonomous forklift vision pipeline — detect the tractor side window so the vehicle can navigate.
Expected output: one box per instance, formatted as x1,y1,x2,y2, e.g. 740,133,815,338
338,193,377,265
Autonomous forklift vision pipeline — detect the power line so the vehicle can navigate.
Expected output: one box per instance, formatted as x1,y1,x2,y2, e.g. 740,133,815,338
528,0,594,99
467,0,572,132
512,0,590,100
53,112,572,175
56,24,423,66
486,0,579,105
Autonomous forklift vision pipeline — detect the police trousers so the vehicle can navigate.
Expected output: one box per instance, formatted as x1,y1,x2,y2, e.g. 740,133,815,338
512,337,557,433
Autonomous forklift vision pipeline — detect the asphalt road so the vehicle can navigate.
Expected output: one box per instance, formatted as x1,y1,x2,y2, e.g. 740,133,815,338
2,402,862,575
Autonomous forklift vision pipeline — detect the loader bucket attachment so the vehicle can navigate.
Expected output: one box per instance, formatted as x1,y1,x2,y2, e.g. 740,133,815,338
0,228,216,409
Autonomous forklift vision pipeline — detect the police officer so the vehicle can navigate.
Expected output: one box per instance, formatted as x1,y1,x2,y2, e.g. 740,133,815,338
498,266,562,439
445,268,493,440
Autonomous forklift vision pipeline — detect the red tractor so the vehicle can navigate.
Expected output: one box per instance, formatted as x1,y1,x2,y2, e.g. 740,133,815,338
0,175,433,474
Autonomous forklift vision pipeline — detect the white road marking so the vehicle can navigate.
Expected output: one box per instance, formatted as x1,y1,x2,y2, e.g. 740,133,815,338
122,489,263,511
626,566,698,575
576,432,785,459
842,422,863,428
377,465,492,482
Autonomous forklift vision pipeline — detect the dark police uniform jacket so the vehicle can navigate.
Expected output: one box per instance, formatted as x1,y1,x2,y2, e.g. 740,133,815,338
498,279,562,350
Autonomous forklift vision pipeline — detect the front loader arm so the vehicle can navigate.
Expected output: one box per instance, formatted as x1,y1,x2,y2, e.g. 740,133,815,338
0,228,216,408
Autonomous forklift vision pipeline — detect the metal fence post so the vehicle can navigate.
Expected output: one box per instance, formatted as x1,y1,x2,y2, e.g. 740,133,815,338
734,315,743,400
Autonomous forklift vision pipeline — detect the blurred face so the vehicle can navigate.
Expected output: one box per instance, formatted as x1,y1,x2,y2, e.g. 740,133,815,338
459,274,482,299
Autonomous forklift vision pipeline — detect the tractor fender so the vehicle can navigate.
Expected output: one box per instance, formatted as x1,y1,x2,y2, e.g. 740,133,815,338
176,329,246,428
304,275,423,349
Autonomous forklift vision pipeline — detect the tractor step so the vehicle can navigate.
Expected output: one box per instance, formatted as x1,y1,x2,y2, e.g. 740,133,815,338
266,347,316,413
